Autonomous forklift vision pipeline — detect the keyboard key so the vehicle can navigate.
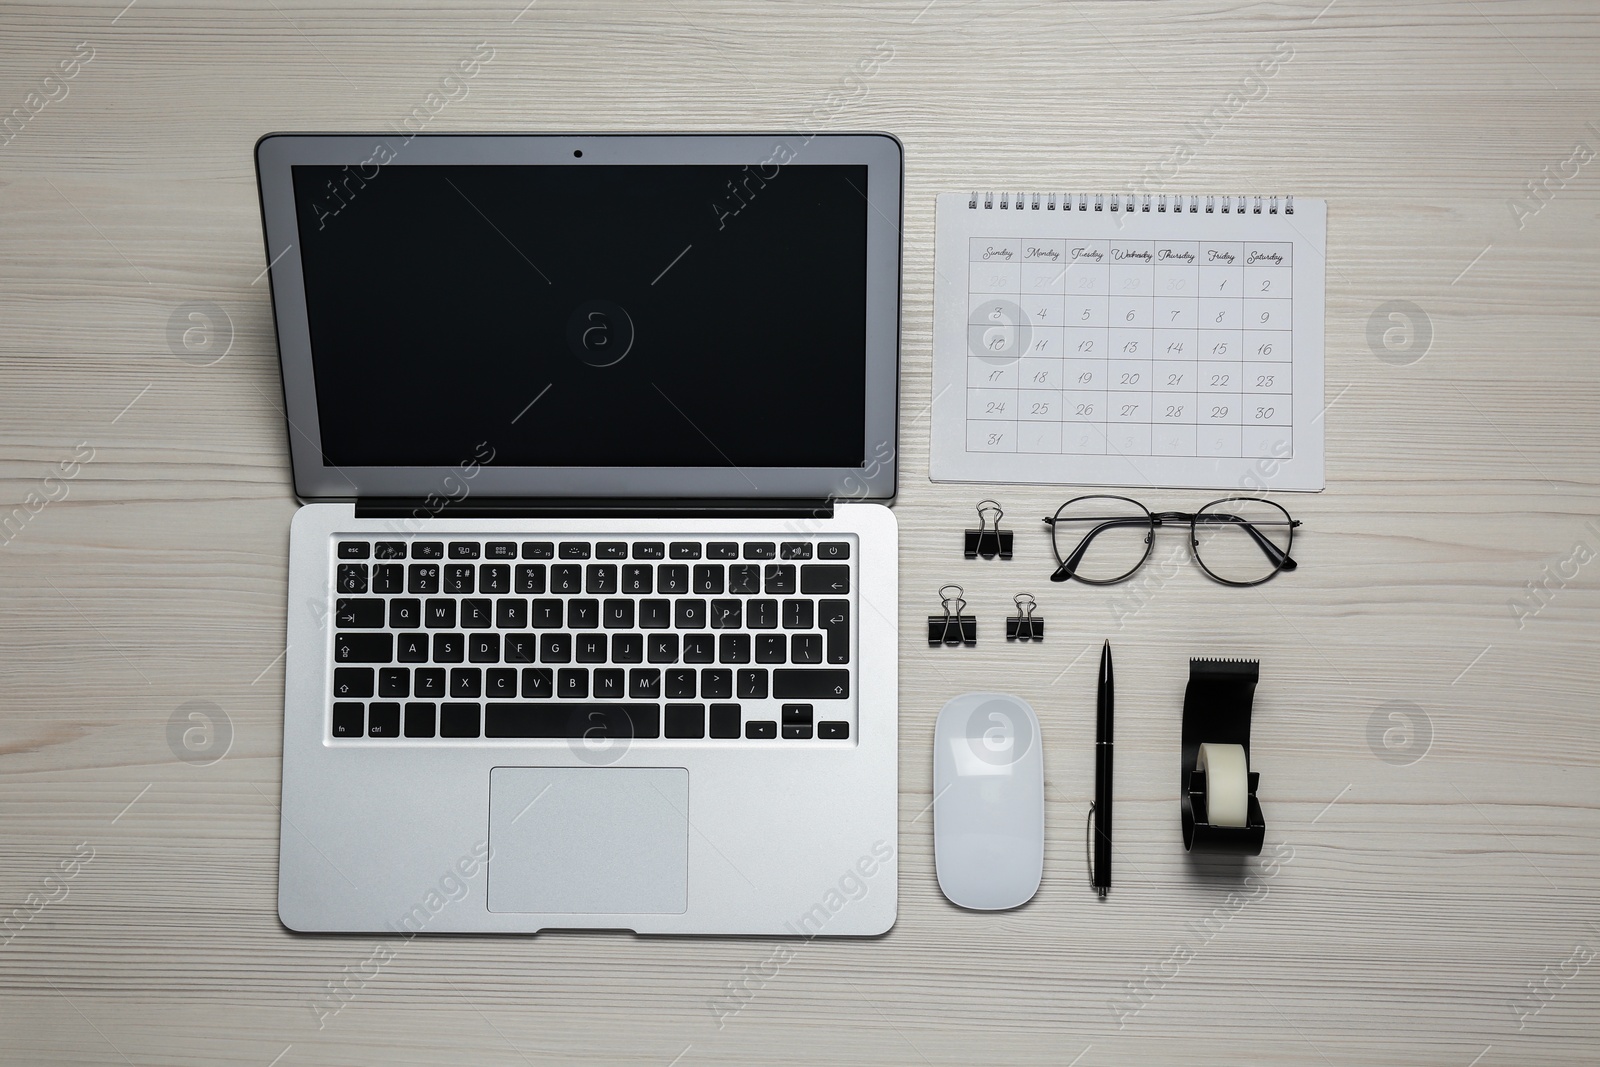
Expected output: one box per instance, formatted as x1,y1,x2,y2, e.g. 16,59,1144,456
801,565,850,595
675,599,707,629
593,668,625,698
701,668,732,700
521,667,553,698
515,564,547,594
669,541,702,559
762,565,796,595
575,634,607,663
818,720,850,739
659,564,689,594
387,598,420,629
596,541,628,559
791,634,823,664
505,634,537,663
567,599,599,629
818,541,850,560
432,633,464,662
629,668,661,700
404,702,435,737
450,668,481,698
783,723,814,739
621,564,653,594
333,668,374,698
683,633,715,663
709,703,742,738
496,598,528,629
720,634,752,663
612,633,644,663
335,634,392,663
780,542,813,560
640,599,671,628
782,599,813,629
425,599,456,628
485,703,659,739
708,542,738,560
336,563,368,594
666,668,696,699
820,600,850,664
336,598,384,628
551,564,582,594
692,564,723,595
378,667,410,698
375,541,406,559
540,633,571,663
486,668,517,698
745,720,777,739
522,541,554,559
413,542,444,559
603,599,634,629
747,599,778,629
480,564,510,594
408,564,440,594
737,668,768,699
414,668,445,698
368,703,401,737
440,703,480,737
559,542,591,559
665,703,705,739
710,599,742,629
531,599,563,627
633,542,665,560
756,634,787,663
485,541,517,560
338,541,370,559
372,564,404,593
586,564,618,594
397,634,429,662
773,669,850,699
444,564,475,593
727,565,760,595
557,668,588,698
648,634,679,663
782,704,813,726
332,703,364,737
449,542,480,559
743,542,776,559
462,599,493,628
469,633,500,663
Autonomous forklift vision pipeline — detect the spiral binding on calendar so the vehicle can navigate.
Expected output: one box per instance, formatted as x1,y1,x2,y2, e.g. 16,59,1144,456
966,192,1293,215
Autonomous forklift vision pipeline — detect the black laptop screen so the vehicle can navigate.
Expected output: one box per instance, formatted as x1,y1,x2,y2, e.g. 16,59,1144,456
289,163,869,469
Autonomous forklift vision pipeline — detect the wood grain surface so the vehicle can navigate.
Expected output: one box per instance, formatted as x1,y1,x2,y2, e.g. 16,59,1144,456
2,1,1598,1064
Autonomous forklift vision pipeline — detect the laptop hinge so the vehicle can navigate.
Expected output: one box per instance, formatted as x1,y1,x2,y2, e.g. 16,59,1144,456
353,497,836,520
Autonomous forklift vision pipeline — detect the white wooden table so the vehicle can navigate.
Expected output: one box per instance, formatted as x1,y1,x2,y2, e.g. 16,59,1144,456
2,2,1597,1063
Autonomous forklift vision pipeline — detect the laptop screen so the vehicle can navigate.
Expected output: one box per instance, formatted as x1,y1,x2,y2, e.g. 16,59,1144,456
289,163,869,470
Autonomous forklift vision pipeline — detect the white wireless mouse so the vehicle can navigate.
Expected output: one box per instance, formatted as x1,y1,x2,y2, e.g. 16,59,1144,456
933,692,1044,910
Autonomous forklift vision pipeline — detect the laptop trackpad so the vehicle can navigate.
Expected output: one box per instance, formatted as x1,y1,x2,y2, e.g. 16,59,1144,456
487,767,689,915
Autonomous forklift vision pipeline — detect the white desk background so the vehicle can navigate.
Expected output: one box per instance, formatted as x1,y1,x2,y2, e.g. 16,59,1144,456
2,3,1597,1065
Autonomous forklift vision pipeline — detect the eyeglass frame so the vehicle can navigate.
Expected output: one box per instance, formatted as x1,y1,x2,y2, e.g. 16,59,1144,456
1043,494,1301,587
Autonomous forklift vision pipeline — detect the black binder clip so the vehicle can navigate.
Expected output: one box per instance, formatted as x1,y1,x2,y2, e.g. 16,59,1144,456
964,500,1013,560
1179,658,1265,855
1005,593,1044,641
927,584,977,646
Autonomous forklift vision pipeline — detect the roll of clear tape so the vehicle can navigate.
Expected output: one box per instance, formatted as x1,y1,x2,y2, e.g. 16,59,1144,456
1197,742,1249,828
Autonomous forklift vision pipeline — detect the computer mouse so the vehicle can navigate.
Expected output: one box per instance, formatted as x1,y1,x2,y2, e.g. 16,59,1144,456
933,692,1044,910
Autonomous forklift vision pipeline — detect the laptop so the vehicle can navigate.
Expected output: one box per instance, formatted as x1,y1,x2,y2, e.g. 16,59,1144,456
255,132,902,935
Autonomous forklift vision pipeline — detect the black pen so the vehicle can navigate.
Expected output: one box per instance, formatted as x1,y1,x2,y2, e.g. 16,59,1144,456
1093,640,1114,898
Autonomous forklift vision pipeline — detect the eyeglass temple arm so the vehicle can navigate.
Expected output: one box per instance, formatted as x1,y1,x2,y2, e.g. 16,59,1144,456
1047,517,1153,582
1194,512,1299,571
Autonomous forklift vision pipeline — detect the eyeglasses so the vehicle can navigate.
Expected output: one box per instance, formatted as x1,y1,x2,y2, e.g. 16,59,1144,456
1044,495,1300,587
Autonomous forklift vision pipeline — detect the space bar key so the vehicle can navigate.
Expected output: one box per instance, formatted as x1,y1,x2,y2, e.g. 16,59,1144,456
772,669,850,699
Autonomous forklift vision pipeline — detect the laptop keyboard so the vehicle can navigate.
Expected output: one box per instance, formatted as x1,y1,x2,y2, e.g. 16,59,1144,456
327,537,855,743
